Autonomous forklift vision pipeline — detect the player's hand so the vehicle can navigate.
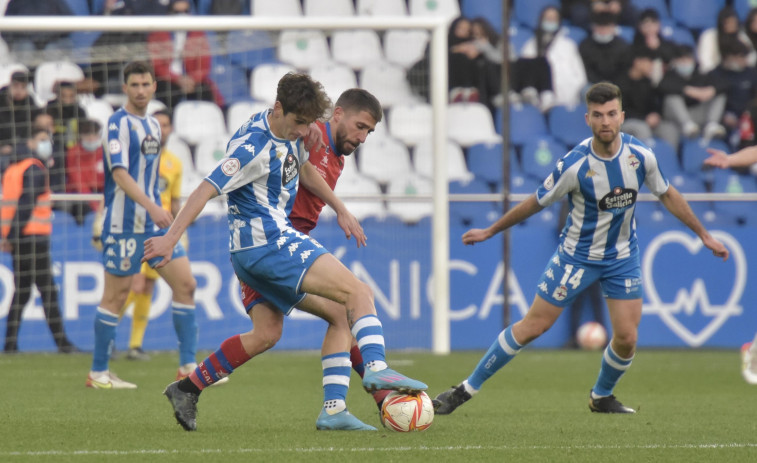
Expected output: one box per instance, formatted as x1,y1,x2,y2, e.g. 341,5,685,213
148,205,173,229
703,234,729,261
142,235,173,268
462,228,491,245
336,210,366,248
704,148,730,169
303,123,325,152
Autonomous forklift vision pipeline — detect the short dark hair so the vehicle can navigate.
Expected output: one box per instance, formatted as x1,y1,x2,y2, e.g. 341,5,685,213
276,72,332,123
152,109,172,120
585,82,622,108
335,88,383,123
30,126,50,139
123,61,155,83
79,119,101,136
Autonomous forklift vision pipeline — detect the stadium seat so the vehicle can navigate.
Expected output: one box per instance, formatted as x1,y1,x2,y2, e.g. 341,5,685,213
277,30,331,71
226,100,268,135
413,138,473,183
646,137,683,178
449,178,499,227
509,23,534,56
33,61,85,104
307,62,358,104
632,0,670,19
194,134,229,177
358,61,417,108
447,102,502,148
667,172,706,193
510,171,541,195
64,0,89,15
250,63,297,105
563,25,587,46
408,0,460,21
513,0,560,29
617,25,635,43
634,202,680,228
547,103,592,148
462,0,503,34
356,0,407,16
251,0,302,16
384,29,430,69
734,0,755,21
660,22,696,47
509,103,548,147
330,172,386,221
387,102,432,148
521,135,566,181
173,101,227,147
331,30,384,70
357,134,413,185
224,30,277,70
304,0,354,17
670,0,725,31
80,98,114,140
385,173,433,224
680,138,730,175
467,142,505,185
209,56,250,105
146,99,166,115
710,170,757,224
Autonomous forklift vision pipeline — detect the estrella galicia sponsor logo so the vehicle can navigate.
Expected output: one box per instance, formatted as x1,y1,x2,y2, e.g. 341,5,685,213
282,153,299,186
141,134,160,156
599,187,636,211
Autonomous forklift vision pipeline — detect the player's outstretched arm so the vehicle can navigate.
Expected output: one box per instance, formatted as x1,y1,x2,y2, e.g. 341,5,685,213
143,180,218,267
112,167,172,228
299,161,366,247
463,195,544,245
658,185,729,261
705,146,757,169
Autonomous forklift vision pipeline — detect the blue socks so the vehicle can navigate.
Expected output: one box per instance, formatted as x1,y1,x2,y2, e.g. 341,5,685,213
467,326,523,391
92,307,118,372
322,352,351,415
351,315,387,372
172,302,198,366
592,345,633,397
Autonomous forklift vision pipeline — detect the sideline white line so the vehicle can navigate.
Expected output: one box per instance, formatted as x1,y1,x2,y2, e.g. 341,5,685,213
3,443,757,456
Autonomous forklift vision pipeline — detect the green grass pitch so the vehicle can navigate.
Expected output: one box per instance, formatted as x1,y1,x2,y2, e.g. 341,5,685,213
1,349,756,462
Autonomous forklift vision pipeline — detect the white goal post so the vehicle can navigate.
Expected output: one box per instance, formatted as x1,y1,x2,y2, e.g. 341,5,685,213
0,14,453,354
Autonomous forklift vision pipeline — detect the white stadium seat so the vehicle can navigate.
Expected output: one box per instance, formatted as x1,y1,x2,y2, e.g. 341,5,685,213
226,100,269,135
386,173,433,223
387,102,432,147
359,61,417,108
277,30,331,71
308,62,358,104
251,0,302,16
303,0,354,17
33,60,85,104
408,0,460,20
331,30,383,70
357,134,413,185
413,138,473,183
173,101,227,146
356,0,407,16
447,102,503,147
250,63,297,105
80,98,114,141
384,29,429,69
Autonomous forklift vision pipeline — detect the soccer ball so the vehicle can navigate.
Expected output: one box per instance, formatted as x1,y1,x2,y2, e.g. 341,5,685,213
380,391,434,432
576,321,607,351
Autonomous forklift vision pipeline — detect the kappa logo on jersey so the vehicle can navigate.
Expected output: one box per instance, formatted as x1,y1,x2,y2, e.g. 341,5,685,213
551,254,560,265
106,260,117,269
282,153,299,185
241,144,255,154
105,235,116,245
228,204,240,215
106,248,116,257
141,134,160,156
320,155,329,168
108,140,121,154
288,242,300,256
276,235,288,249
538,282,549,293
545,268,555,280
108,123,117,131
627,154,640,170
300,249,313,263
221,158,240,176
599,187,637,211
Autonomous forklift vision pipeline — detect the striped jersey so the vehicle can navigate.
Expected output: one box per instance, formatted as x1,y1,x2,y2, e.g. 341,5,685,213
536,133,669,261
204,109,308,252
103,107,163,234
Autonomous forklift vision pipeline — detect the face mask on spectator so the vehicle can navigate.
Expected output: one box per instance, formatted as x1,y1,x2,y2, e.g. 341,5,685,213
592,32,615,44
82,139,101,152
36,140,53,160
541,21,560,33
675,62,695,78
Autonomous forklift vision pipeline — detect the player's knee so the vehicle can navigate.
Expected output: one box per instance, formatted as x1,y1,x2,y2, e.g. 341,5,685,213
348,280,373,304
613,330,637,350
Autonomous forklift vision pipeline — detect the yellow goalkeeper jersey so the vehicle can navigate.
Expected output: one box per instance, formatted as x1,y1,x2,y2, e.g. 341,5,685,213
158,149,183,212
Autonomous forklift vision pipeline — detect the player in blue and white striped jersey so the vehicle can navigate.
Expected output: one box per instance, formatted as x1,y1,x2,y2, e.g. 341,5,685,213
434,82,730,415
146,73,427,432
86,62,199,390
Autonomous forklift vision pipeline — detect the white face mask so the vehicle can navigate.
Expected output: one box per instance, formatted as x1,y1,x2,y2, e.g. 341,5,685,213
541,21,560,33
675,62,695,78
592,32,615,44
36,140,53,160
82,139,101,152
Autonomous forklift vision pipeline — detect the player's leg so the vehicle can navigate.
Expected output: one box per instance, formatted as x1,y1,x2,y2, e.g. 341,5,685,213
300,253,427,393
297,294,376,431
156,256,198,377
433,295,563,415
164,302,283,431
126,269,154,360
588,297,640,414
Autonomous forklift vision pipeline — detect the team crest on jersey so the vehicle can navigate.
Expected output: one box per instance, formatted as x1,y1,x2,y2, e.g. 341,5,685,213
599,187,637,211
282,153,299,185
552,285,568,301
627,154,640,170
543,173,555,190
141,134,160,156
120,258,131,272
221,158,240,176
109,140,121,154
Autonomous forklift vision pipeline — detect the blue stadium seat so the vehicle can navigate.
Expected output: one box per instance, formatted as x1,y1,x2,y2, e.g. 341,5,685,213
209,56,250,106
225,30,277,70
670,0,726,31
647,137,682,177
449,178,498,227
680,138,730,175
547,103,591,148
509,103,548,146
467,142,505,185
521,135,566,181
510,172,541,195
667,172,706,193
634,202,680,228
64,0,90,15
734,0,755,21
509,22,534,56
617,25,635,43
513,0,560,29
462,0,503,34
660,21,696,47
710,170,757,225
564,25,587,45
632,0,670,19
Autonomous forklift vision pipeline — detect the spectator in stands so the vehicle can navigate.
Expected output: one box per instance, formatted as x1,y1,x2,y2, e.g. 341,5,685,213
0,71,42,174
31,113,66,194
448,17,480,103
563,0,637,31
469,17,503,112
65,119,104,225
697,6,757,74
147,0,224,111
520,5,587,110
708,38,757,140
45,82,87,154
579,12,631,84
746,8,757,53
617,48,680,149
2,0,74,63
631,8,677,78
659,45,727,141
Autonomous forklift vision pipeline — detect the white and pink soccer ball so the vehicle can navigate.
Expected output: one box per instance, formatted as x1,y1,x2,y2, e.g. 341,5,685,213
577,321,608,351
